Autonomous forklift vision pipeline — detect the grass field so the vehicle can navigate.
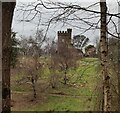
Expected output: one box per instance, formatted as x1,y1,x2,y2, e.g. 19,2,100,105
11,57,100,111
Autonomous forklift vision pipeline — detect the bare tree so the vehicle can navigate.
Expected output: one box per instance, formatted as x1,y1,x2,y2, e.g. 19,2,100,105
17,55,41,100
100,0,111,111
49,41,59,88
27,37,41,99
49,29,80,85
17,31,44,99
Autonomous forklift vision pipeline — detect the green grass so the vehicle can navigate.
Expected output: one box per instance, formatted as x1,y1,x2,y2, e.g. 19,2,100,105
24,95,97,111
12,84,31,92
11,57,100,111
35,96,85,111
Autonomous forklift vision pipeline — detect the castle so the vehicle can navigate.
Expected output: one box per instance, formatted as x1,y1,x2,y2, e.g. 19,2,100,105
58,29,72,53
57,28,83,58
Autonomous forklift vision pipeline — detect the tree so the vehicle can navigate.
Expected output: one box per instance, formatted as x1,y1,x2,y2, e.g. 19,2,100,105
2,2,16,112
27,36,41,56
100,0,111,111
17,55,41,99
85,45,96,57
19,37,29,56
117,37,120,111
117,3,120,111
50,29,79,85
11,32,20,68
17,30,45,99
107,37,120,110
49,41,59,88
27,37,40,99
73,35,89,51
58,46,79,85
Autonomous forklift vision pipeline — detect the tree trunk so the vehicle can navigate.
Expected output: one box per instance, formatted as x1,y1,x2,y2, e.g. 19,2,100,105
31,77,36,99
0,2,2,112
100,0,111,111
117,3,120,111
64,70,67,85
2,2,16,112
117,38,120,111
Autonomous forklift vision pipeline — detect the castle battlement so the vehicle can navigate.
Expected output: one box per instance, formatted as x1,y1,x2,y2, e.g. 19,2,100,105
58,29,72,36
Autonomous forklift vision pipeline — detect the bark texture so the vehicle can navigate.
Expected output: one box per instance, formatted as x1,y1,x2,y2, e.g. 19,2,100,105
100,1,111,111
117,3,120,111
117,38,120,111
2,2,16,112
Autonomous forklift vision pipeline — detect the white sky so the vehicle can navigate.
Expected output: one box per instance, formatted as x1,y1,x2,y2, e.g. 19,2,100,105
12,0,119,46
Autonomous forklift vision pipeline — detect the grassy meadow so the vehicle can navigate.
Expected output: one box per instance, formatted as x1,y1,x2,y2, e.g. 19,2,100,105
11,57,100,111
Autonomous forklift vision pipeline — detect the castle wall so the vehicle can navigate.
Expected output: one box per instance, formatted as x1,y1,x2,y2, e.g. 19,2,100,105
57,29,72,53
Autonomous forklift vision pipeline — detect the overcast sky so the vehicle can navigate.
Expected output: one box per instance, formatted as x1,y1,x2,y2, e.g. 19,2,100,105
12,0,119,45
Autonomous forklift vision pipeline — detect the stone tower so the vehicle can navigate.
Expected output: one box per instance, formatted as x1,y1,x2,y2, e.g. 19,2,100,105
57,29,72,53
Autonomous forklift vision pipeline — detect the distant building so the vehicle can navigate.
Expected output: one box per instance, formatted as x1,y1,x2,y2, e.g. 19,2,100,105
57,29,83,58
75,49,84,58
58,28,72,53
85,45,96,57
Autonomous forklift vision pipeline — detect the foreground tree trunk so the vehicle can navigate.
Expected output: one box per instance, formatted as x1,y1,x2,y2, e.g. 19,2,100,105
117,37,120,111
117,3,120,111
2,2,16,112
0,2,2,113
100,0,111,111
